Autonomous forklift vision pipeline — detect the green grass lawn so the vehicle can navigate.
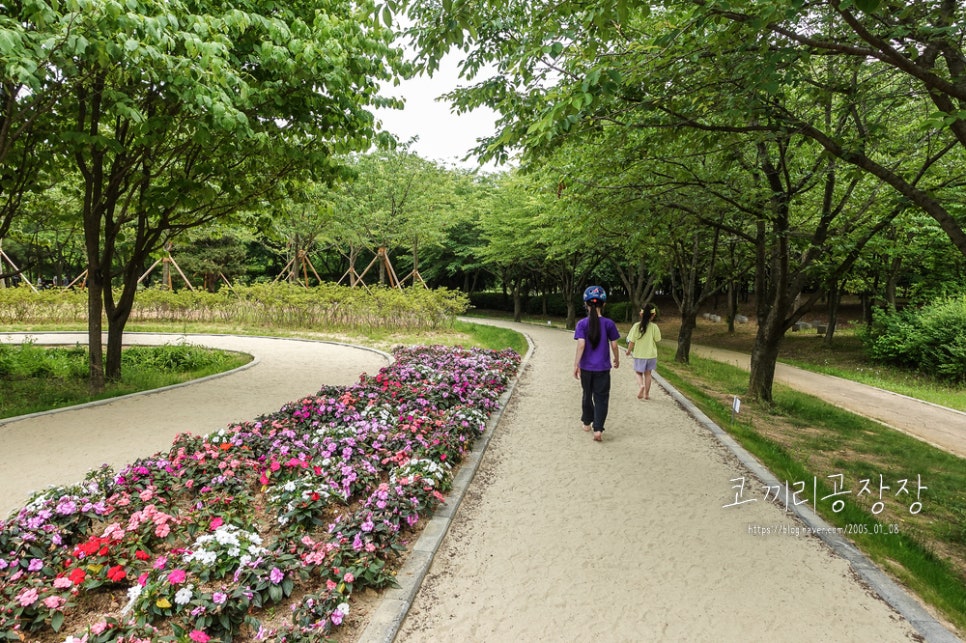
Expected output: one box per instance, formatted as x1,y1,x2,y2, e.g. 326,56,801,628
0,341,252,419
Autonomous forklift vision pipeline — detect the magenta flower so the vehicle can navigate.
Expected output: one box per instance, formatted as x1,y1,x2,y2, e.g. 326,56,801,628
168,568,187,584
269,567,284,584
189,630,210,642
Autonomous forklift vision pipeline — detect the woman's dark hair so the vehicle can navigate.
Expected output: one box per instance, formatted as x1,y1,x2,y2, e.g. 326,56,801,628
586,300,603,347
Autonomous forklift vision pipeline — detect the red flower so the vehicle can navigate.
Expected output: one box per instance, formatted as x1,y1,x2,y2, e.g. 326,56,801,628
107,565,127,583
135,550,150,561
68,568,86,586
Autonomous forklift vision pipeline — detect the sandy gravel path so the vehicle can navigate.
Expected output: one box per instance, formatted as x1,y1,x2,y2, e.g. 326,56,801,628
0,332,389,517
388,322,957,642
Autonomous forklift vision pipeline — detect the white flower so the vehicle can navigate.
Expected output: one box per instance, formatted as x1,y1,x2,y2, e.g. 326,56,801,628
283,481,296,492
214,528,240,548
174,587,193,605
336,602,350,615
184,549,217,566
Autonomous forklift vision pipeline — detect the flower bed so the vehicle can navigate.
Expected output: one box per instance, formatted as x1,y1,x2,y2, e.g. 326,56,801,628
0,345,521,642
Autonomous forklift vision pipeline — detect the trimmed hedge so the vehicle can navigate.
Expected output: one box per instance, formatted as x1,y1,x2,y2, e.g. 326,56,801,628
0,282,470,333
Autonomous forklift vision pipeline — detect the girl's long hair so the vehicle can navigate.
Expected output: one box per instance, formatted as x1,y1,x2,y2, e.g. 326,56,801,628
586,302,602,347
636,304,656,340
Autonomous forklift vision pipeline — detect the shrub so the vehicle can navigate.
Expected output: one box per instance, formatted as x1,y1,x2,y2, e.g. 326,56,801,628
860,295,966,383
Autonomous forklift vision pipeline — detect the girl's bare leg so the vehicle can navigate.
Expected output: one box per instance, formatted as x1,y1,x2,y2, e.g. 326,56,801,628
644,370,653,400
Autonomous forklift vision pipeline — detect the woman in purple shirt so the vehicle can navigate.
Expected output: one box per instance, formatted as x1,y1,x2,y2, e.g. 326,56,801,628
573,285,621,442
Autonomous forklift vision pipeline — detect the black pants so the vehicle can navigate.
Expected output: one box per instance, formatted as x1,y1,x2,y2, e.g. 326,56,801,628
580,369,611,432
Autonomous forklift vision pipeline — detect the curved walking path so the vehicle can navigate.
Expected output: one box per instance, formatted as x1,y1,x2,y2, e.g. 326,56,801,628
0,328,961,641
0,332,389,517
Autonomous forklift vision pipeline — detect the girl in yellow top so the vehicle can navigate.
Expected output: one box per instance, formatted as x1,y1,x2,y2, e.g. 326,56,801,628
625,304,661,400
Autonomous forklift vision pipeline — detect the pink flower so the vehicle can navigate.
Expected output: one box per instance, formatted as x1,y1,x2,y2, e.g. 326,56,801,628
102,522,125,540
90,621,108,635
343,572,355,583
188,630,210,642
155,523,171,538
43,595,66,610
17,587,39,606
209,516,224,531
168,569,187,584
53,577,72,589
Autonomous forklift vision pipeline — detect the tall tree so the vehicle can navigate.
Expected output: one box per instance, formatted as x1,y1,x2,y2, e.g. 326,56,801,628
43,0,402,389
398,0,966,400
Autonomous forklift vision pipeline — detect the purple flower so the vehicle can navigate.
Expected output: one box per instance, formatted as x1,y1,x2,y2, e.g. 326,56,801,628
269,567,284,584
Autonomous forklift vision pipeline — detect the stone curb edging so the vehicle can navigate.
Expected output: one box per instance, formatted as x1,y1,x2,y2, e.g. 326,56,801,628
654,371,962,643
355,332,536,643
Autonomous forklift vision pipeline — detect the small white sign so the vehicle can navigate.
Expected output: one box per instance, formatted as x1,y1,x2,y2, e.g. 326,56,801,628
732,396,741,414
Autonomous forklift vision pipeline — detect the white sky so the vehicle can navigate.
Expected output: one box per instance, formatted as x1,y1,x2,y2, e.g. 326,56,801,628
375,54,503,172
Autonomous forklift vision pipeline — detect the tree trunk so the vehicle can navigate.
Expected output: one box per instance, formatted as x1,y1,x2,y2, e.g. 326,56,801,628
726,281,738,333
675,309,698,363
747,307,784,403
104,281,139,380
824,282,841,346
86,270,105,393
884,256,902,309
